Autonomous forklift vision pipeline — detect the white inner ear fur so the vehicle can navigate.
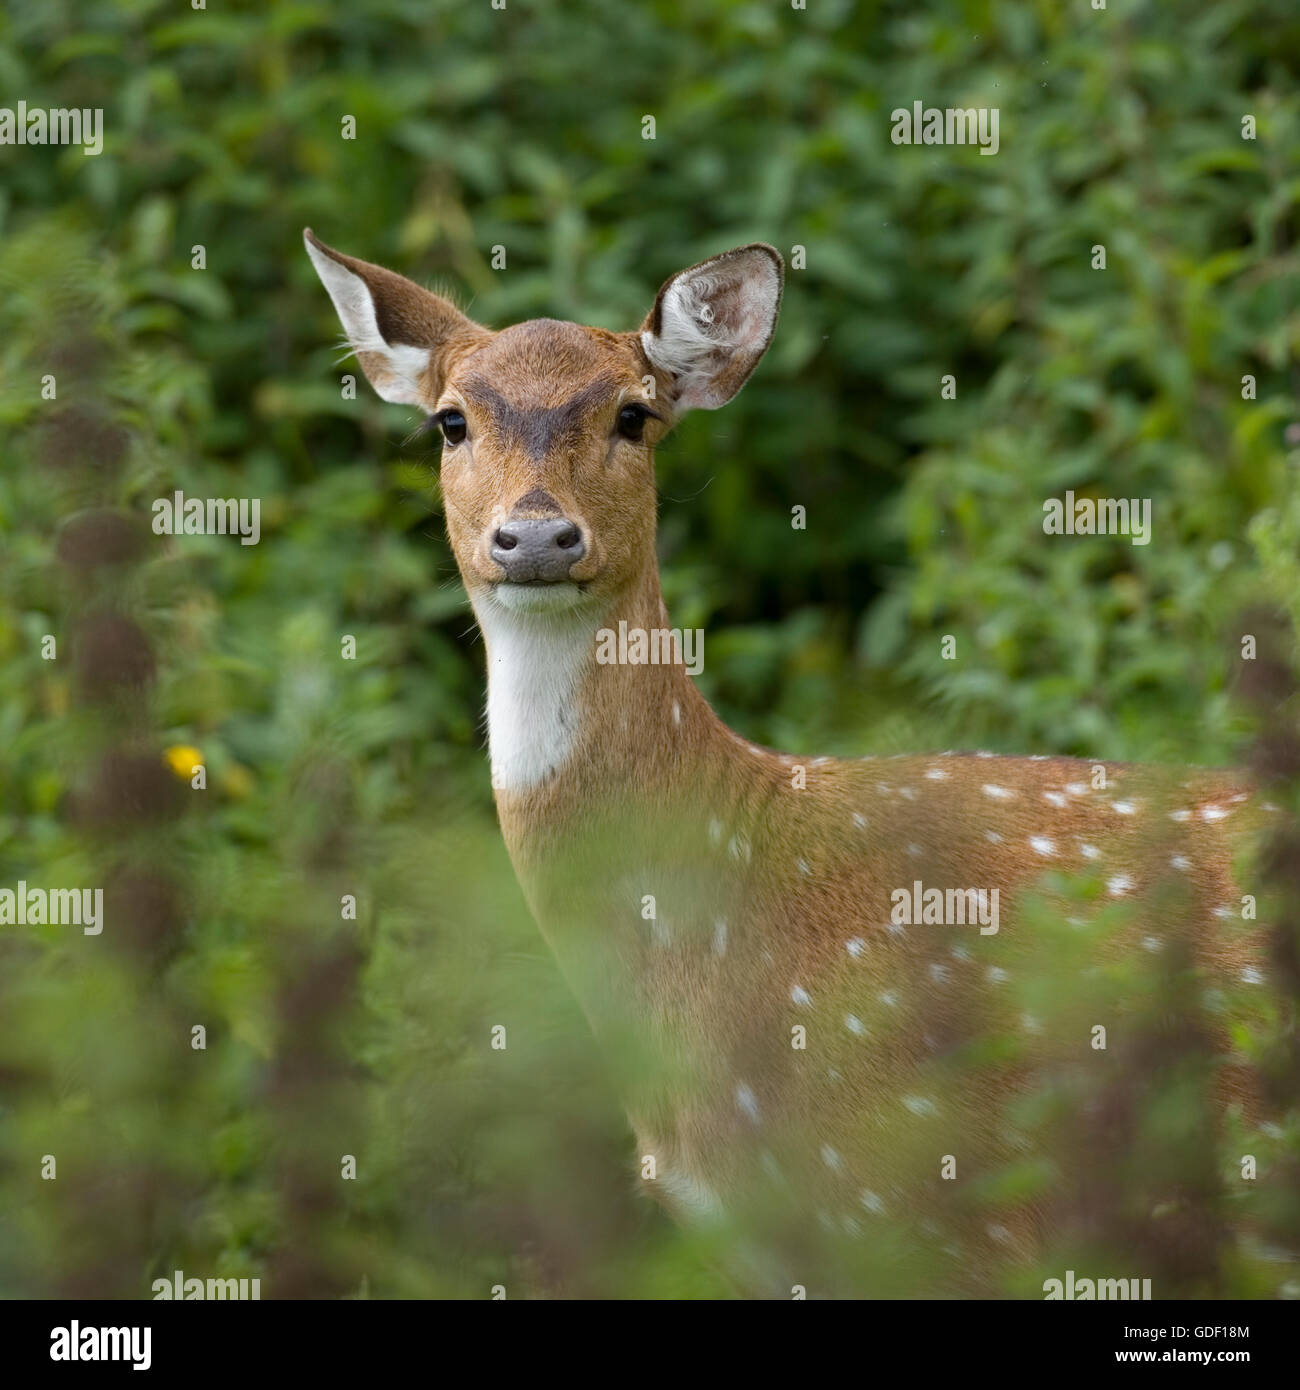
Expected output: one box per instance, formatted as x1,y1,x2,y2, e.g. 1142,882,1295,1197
305,238,431,406
641,251,780,411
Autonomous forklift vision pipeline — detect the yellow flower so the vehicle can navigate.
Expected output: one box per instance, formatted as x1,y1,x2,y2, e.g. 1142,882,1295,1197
164,744,204,779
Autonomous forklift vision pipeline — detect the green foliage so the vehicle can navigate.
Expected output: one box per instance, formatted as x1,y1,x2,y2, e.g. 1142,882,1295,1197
1,0,1298,1297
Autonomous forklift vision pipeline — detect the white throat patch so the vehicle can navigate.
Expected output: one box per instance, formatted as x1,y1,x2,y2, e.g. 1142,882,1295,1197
475,595,598,792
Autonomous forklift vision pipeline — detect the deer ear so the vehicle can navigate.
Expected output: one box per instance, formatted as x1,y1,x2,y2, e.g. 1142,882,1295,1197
640,244,783,412
303,229,487,408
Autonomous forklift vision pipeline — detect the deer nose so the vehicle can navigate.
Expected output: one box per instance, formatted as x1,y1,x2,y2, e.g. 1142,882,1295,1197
490,518,586,582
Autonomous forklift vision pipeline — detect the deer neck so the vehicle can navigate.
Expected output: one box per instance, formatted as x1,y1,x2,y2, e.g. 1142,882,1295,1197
476,560,764,1112
474,557,752,1020
475,561,726,813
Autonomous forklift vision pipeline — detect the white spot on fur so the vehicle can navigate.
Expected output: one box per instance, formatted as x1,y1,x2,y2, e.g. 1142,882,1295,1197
982,784,1015,800
790,984,811,1006
852,813,867,829
1111,800,1138,815
1170,854,1191,871
1200,805,1229,822
671,700,681,726
712,918,728,955
821,1145,843,1171
1106,874,1134,896
846,937,866,957
736,1082,761,1122
860,1190,886,1214
845,1014,866,1035
656,1165,725,1221
1029,835,1056,857
902,1095,937,1116
1043,791,1067,807
1079,843,1100,860
1169,809,1191,822
925,767,948,780
985,830,1003,843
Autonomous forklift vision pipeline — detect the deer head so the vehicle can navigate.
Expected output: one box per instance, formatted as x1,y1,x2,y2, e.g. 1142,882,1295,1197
304,231,783,620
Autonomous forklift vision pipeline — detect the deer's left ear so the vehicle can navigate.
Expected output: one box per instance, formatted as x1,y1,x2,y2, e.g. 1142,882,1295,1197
640,244,784,411
304,229,488,408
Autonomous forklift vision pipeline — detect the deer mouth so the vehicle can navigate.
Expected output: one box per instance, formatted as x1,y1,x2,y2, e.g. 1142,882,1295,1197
490,578,590,613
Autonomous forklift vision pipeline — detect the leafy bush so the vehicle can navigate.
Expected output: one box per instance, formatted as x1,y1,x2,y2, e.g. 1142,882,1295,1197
1,0,1297,1297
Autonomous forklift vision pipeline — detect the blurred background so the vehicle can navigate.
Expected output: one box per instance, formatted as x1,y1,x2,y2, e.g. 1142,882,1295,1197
1,0,1298,1297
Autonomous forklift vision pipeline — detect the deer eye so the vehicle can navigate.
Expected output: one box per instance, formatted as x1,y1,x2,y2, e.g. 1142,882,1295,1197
616,403,650,442
436,409,467,445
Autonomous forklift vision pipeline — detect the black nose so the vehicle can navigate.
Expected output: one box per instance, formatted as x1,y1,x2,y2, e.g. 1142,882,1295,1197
490,518,586,582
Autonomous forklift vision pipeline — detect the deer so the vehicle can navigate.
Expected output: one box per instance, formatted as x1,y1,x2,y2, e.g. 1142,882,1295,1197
305,230,1282,1296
